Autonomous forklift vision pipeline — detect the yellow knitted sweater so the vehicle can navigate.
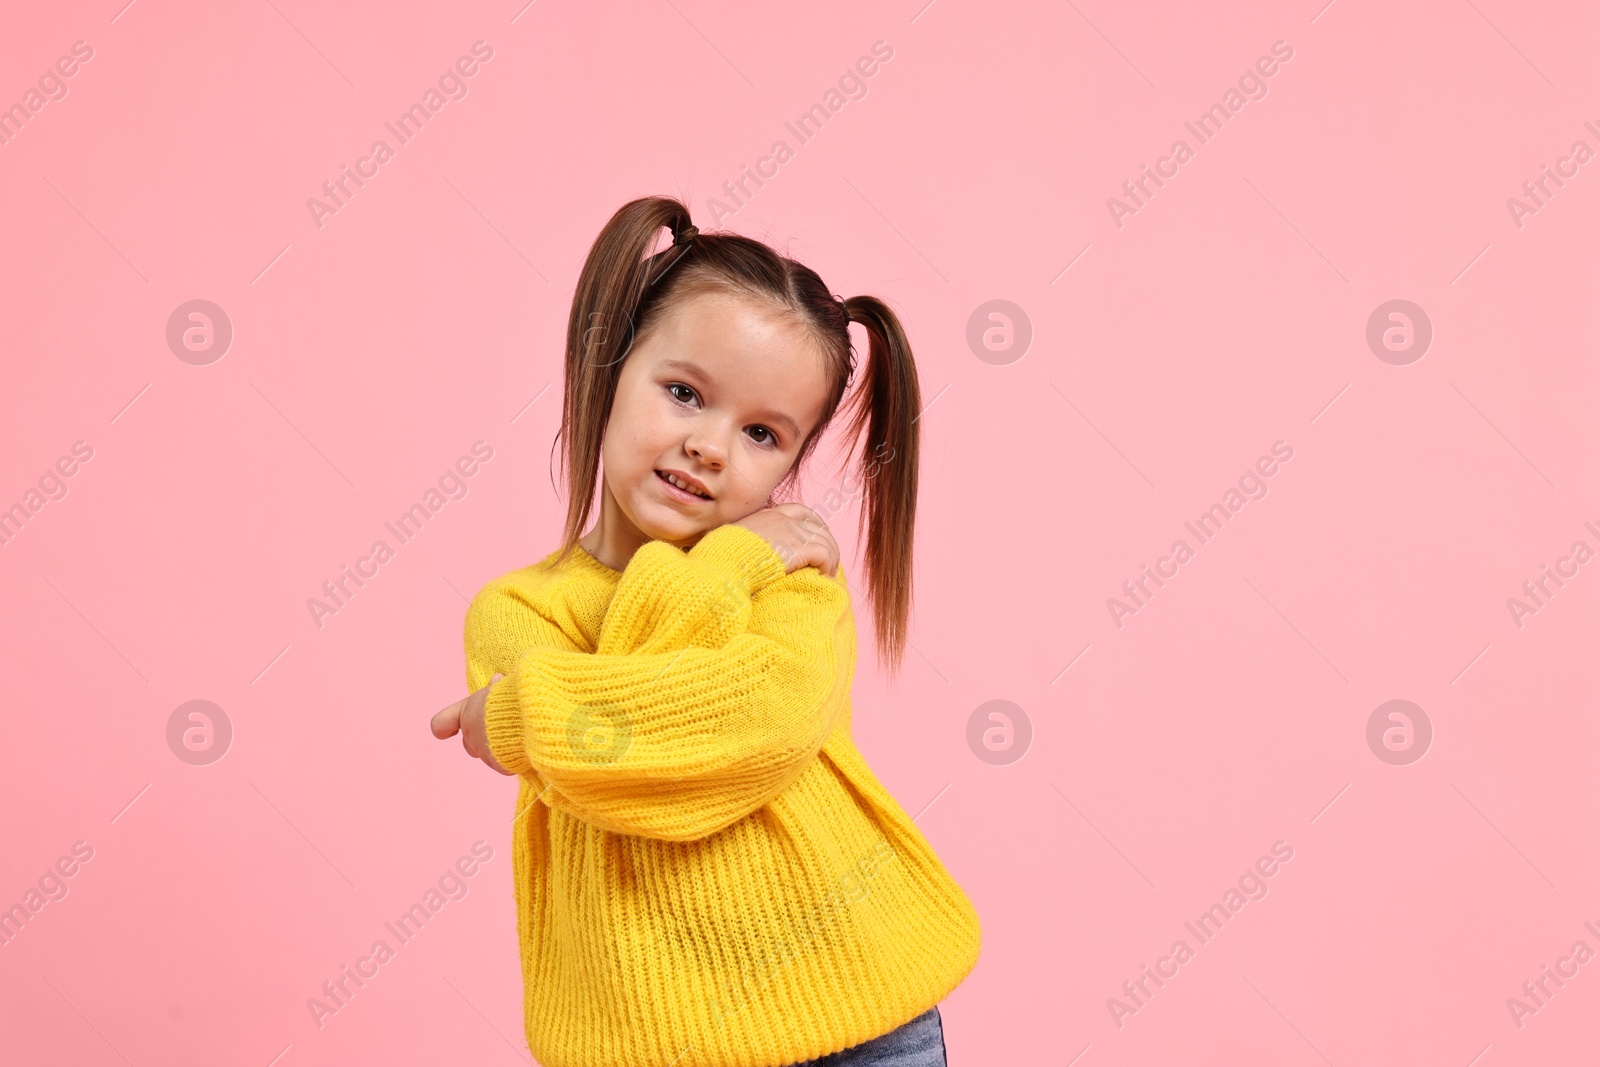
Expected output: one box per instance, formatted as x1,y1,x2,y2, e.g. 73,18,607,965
464,522,982,1067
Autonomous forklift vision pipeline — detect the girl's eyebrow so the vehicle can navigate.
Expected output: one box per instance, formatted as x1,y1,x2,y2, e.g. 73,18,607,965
659,358,706,375
659,358,800,438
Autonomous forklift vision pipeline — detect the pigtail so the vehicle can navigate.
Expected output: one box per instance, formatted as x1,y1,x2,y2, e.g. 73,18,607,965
549,197,698,571
836,296,921,680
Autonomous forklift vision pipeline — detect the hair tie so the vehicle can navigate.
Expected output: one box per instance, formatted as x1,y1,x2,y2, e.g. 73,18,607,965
673,222,699,245
837,297,851,324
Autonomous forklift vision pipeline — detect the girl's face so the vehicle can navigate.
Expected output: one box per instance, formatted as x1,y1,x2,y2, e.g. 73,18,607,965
589,288,833,558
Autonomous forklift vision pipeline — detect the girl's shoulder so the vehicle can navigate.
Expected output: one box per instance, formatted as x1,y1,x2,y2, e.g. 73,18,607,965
465,545,616,650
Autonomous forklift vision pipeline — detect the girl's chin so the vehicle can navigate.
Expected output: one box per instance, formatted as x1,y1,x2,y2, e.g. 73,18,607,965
631,504,710,542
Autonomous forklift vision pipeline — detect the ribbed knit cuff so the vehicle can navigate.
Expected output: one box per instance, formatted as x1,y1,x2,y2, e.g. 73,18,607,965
687,523,790,596
482,675,534,777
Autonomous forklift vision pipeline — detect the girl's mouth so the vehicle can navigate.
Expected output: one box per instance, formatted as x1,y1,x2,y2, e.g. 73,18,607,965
655,469,712,501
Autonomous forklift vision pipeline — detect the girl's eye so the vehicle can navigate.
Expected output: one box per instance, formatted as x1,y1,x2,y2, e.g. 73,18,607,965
666,383,698,405
748,426,777,447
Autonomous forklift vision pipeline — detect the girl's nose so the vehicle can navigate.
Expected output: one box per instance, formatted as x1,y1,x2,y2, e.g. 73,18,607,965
686,428,727,467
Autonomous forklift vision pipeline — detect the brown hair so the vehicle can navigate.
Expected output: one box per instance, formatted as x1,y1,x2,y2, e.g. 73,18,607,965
545,195,923,677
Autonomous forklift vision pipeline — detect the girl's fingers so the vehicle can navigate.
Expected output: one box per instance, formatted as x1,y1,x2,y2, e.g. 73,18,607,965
431,702,463,738
434,675,503,740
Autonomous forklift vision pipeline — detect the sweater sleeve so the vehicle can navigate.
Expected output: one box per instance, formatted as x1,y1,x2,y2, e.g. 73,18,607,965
480,524,856,842
592,522,792,656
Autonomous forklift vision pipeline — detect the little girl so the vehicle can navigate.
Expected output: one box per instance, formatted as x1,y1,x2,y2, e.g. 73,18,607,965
431,196,981,1067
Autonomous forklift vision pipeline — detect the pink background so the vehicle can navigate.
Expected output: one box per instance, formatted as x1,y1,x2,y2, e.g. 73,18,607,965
2,1,1597,1064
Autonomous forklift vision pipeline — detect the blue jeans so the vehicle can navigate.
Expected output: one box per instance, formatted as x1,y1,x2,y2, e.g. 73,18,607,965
786,1006,947,1066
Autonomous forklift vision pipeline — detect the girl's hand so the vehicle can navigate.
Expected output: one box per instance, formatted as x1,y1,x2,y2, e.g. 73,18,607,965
431,673,515,775
733,504,838,577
